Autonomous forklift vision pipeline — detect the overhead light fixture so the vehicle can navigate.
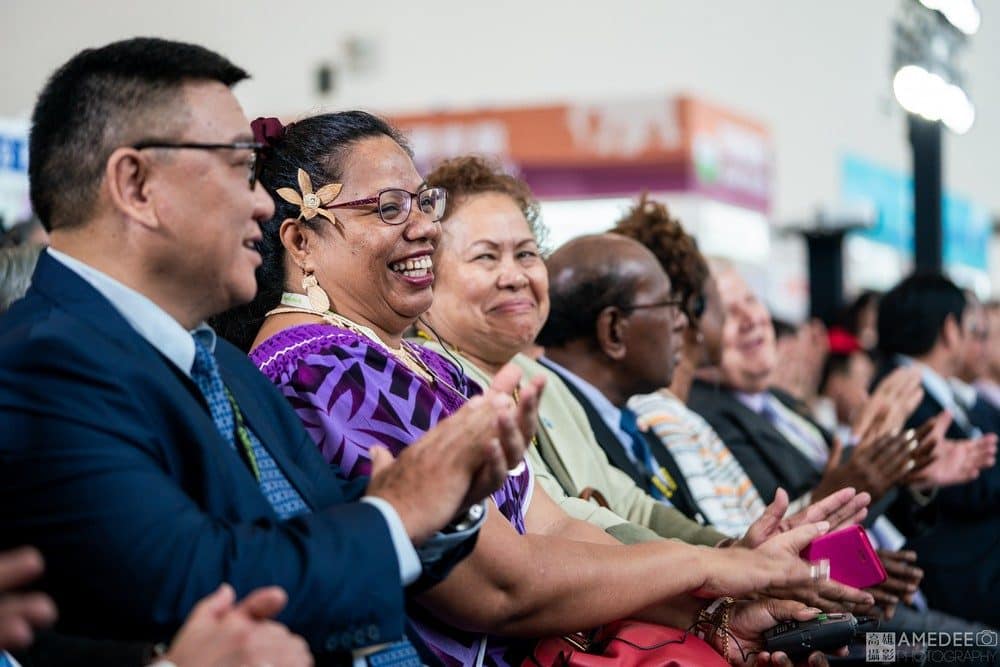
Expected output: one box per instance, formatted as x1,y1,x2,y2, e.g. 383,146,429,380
917,0,981,35
892,64,975,133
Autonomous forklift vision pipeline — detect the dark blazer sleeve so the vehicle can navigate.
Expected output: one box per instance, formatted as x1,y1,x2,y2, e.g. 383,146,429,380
688,383,823,503
11,631,154,667
697,406,786,504
0,333,404,655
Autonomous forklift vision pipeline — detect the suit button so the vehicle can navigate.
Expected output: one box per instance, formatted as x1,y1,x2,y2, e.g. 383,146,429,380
367,625,380,641
324,634,339,651
354,629,367,646
342,631,354,648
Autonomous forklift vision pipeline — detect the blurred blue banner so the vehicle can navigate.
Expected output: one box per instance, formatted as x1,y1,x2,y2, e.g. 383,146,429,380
841,154,989,270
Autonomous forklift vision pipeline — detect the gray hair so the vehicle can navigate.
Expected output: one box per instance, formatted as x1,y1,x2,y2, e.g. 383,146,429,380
0,245,42,313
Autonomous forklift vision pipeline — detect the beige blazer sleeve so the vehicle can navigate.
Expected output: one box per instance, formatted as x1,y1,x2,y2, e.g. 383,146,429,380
410,340,724,546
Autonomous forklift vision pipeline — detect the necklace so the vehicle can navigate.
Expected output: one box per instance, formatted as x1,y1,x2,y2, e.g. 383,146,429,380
414,329,539,458
266,293,444,388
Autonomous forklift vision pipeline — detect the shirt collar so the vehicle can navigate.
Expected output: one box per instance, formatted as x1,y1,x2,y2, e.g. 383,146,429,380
735,391,768,414
948,377,978,410
541,356,634,452
897,355,958,412
46,248,208,375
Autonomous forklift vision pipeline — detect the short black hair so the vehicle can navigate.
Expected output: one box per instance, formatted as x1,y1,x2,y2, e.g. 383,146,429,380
29,37,248,231
838,290,881,335
877,272,966,357
818,350,872,394
536,262,643,349
211,111,409,352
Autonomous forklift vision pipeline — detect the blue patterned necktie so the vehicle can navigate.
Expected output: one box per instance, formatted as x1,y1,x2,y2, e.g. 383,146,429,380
0,651,14,666
191,336,422,662
190,333,308,520
619,408,673,502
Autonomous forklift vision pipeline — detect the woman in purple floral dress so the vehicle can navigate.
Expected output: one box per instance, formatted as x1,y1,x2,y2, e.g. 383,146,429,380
214,111,833,667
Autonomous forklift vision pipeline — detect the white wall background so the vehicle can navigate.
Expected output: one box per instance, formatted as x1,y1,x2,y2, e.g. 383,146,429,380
3,0,998,296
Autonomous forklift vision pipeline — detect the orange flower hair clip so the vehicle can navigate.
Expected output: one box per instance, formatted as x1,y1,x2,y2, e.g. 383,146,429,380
276,168,343,224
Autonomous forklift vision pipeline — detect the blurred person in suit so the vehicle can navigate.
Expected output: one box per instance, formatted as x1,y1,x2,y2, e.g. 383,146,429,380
874,273,1000,625
978,301,1000,409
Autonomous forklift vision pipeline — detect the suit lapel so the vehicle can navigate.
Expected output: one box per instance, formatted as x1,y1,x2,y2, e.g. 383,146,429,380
719,389,821,490
641,429,704,521
31,254,296,510
540,359,645,486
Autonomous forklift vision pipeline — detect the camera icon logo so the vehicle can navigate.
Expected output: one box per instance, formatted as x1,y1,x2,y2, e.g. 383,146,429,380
977,630,998,647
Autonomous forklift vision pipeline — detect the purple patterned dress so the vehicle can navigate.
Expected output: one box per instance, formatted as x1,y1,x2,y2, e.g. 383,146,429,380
251,323,534,666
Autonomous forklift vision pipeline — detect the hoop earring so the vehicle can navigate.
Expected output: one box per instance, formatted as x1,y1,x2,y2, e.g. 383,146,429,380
302,272,332,312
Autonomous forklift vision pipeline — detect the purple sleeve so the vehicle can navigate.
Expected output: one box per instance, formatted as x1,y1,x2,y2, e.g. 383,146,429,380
273,340,463,479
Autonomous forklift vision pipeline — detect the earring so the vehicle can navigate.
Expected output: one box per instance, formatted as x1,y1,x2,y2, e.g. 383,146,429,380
302,272,331,312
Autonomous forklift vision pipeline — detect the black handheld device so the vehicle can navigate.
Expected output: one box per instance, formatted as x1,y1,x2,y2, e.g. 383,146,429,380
763,613,878,660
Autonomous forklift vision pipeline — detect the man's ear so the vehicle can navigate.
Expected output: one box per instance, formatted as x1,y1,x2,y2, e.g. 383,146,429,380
595,306,629,361
105,148,158,228
941,313,962,350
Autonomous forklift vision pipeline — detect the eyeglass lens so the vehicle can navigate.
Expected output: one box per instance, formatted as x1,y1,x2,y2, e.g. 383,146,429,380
377,188,447,224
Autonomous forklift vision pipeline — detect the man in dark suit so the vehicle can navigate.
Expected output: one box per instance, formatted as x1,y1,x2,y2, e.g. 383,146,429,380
0,38,529,664
536,234,706,521
874,272,1000,626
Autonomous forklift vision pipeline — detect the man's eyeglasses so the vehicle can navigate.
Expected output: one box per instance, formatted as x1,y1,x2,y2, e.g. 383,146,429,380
967,325,989,342
325,186,447,226
131,141,266,190
622,297,686,314
689,293,707,321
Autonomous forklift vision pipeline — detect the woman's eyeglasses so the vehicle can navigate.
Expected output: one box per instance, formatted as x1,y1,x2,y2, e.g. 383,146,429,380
131,141,265,190
325,186,447,226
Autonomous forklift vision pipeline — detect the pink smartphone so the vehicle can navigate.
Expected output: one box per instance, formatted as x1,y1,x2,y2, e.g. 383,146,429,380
800,525,887,588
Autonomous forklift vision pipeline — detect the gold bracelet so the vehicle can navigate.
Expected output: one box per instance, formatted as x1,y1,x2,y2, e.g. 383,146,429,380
697,596,735,660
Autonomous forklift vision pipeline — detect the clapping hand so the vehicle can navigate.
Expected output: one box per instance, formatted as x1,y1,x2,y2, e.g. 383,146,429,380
908,412,997,488
367,362,543,544
739,489,875,614
162,584,312,667
812,427,934,503
865,550,923,620
0,547,56,650
852,367,923,445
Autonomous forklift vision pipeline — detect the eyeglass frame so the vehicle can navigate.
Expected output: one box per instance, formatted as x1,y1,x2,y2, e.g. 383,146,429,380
324,186,448,226
131,141,266,190
621,296,686,314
